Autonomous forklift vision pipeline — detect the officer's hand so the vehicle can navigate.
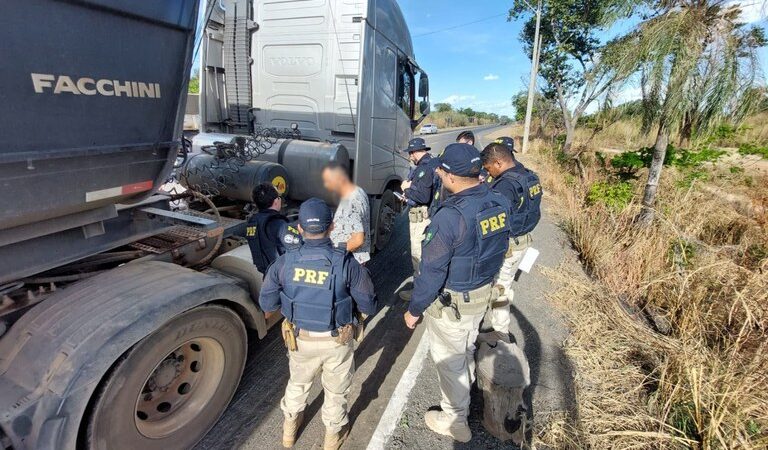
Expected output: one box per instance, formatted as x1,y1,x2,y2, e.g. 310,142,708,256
403,311,420,329
264,310,276,320
401,180,412,191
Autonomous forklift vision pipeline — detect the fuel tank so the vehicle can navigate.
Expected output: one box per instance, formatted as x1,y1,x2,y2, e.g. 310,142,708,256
190,133,350,204
181,154,290,202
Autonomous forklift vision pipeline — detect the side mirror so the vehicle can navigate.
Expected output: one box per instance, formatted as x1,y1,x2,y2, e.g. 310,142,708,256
419,100,430,115
418,73,429,98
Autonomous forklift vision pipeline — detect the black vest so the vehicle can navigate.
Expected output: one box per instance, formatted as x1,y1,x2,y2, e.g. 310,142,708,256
442,185,511,292
279,242,353,332
246,211,286,273
493,166,542,237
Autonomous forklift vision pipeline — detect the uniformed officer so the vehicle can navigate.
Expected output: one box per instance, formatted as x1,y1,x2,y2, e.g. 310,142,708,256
480,137,543,334
246,183,301,274
403,143,511,442
259,198,377,450
398,137,441,301
456,130,476,147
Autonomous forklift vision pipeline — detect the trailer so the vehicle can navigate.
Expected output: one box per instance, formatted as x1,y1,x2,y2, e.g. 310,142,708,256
0,0,428,448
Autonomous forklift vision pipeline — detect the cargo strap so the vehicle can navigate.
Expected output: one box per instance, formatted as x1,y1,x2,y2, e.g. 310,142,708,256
409,206,429,224
491,299,510,309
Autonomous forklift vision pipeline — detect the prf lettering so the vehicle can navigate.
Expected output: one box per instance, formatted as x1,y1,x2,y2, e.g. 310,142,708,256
480,212,507,236
293,268,330,285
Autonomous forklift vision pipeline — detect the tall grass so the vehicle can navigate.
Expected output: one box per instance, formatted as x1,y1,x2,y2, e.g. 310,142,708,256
526,141,768,449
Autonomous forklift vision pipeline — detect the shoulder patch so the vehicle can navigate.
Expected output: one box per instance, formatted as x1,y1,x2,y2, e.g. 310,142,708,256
418,170,425,178
422,225,437,246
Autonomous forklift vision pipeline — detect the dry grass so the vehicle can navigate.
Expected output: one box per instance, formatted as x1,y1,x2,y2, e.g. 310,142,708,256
524,139,768,449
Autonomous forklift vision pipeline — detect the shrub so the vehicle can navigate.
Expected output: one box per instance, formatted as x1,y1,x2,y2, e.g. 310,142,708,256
738,142,768,159
586,181,634,210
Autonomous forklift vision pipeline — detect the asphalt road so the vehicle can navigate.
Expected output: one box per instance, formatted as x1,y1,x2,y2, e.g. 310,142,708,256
195,125,502,450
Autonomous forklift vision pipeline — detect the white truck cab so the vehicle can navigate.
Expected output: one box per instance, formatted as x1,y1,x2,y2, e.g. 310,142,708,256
195,0,430,249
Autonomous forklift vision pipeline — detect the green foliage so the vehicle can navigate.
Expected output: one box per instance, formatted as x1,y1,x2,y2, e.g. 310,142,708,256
188,76,199,94
738,142,768,159
587,181,634,210
668,238,696,269
669,401,699,442
609,145,725,179
434,102,452,113
729,166,744,174
676,170,708,188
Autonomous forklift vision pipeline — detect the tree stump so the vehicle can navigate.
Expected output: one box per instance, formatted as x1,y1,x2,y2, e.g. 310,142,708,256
476,331,531,446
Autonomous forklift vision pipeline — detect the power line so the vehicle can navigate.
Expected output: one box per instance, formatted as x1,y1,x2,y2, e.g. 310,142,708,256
413,12,509,38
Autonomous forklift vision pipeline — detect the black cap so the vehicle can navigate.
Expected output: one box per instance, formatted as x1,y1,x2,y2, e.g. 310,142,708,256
298,198,333,233
439,143,483,177
493,136,516,152
456,130,475,142
404,137,431,153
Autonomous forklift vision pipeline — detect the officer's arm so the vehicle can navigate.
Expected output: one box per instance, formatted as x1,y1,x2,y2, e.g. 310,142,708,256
407,210,460,317
345,255,377,315
403,168,433,205
277,221,301,253
258,256,284,313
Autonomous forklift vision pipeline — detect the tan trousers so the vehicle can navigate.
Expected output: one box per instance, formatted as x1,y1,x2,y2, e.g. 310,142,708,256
490,235,531,334
409,207,430,275
280,337,355,433
426,289,492,420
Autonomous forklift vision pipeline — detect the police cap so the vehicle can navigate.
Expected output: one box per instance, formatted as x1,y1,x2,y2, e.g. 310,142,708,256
439,143,483,177
493,136,516,152
298,198,333,233
404,137,431,153
456,130,475,143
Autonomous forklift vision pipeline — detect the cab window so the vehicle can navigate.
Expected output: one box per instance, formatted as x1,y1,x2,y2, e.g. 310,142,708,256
397,61,414,119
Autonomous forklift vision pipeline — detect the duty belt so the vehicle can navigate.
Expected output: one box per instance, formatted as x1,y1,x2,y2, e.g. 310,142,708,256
409,206,429,223
426,283,497,321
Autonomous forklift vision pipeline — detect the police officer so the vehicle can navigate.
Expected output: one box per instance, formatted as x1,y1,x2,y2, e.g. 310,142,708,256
398,137,441,301
259,198,377,450
403,143,511,442
456,130,476,147
246,183,300,274
480,137,543,334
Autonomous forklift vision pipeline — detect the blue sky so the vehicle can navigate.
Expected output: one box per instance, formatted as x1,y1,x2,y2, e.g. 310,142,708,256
398,0,768,118
399,0,525,118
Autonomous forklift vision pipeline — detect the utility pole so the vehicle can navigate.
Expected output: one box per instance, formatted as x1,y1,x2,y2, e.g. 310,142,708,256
521,0,542,154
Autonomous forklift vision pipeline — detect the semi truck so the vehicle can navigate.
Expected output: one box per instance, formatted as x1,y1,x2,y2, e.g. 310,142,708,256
0,0,429,449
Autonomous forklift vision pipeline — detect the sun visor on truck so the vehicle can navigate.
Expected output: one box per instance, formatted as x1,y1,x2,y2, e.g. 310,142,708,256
0,0,199,231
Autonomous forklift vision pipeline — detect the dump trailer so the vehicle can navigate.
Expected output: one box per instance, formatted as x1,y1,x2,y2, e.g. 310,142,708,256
0,0,427,449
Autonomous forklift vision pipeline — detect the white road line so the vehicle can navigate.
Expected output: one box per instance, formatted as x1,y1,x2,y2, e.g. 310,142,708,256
366,330,430,450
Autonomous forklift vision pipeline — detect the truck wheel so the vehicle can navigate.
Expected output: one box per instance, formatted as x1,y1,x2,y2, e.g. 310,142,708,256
374,189,399,251
86,305,246,449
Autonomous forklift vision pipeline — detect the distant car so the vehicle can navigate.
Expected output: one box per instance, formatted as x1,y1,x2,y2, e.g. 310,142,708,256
420,124,438,135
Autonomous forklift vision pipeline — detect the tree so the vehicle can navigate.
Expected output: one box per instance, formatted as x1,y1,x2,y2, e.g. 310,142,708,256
510,0,632,154
512,90,564,135
434,102,453,113
606,0,766,225
188,68,200,94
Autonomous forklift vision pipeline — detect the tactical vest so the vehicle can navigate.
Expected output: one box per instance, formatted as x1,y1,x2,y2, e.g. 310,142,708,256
279,245,353,332
246,211,287,273
495,167,542,237
443,187,511,292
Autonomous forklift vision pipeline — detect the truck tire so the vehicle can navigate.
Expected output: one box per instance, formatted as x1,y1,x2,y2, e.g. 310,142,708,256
85,305,247,449
374,189,399,251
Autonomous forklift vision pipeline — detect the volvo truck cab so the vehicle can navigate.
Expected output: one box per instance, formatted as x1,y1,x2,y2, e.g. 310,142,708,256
193,0,430,249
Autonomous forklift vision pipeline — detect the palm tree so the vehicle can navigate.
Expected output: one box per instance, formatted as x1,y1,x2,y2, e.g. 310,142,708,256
605,0,765,225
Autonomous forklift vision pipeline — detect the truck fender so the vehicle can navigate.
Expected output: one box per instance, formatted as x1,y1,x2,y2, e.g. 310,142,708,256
0,261,258,449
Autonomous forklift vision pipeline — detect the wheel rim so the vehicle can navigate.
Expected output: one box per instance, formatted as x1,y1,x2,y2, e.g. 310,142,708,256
134,337,225,438
377,197,397,248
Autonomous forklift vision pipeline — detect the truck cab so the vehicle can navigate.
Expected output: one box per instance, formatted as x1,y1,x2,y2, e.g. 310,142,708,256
194,0,430,249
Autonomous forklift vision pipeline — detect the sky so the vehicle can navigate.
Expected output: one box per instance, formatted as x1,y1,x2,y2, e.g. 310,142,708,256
398,0,768,118
398,0,526,118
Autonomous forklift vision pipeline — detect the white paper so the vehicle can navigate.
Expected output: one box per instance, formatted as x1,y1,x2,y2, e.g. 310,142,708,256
517,247,539,273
